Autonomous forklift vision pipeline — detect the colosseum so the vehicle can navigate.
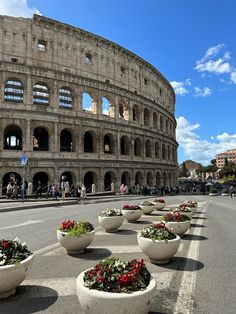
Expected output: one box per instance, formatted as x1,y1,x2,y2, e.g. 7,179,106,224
0,14,178,195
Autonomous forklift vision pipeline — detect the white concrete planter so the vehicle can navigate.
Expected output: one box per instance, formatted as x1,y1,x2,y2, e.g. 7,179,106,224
77,270,156,314
209,193,218,196
166,221,191,236
0,254,34,299
152,202,166,210
57,230,95,254
221,193,229,196
98,215,124,232
122,209,142,222
191,206,197,215
137,234,180,264
139,205,156,215
176,211,193,219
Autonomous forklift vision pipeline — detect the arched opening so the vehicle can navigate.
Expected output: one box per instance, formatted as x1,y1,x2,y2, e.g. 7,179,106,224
119,102,124,118
33,82,49,105
162,143,166,160
33,172,48,193
166,119,168,134
82,92,93,111
147,171,153,186
169,173,172,188
120,136,130,155
59,87,73,109
84,172,95,193
155,141,160,158
4,125,22,150
156,172,161,188
145,139,152,158
60,129,73,152
153,112,158,128
134,138,142,157
119,101,129,120
121,171,131,187
104,171,114,191
2,172,22,195
160,115,163,131
33,127,49,151
144,108,150,126
172,147,176,162
135,171,144,185
4,78,23,103
102,97,110,116
163,172,167,187
104,133,113,154
132,105,140,122
167,145,171,160
84,131,94,153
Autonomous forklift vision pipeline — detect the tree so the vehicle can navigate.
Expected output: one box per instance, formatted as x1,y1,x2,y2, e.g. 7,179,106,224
219,161,236,178
178,162,189,178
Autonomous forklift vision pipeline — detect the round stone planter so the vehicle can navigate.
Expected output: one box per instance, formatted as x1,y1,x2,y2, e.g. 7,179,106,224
221,193,229,196
209,193,218,196
190,206,197,216
166,220,191,236
77,270,156,314
175,211,193,219
152,202,166,210
57,230,95,254
139,205,156,215
122,209,142,222
0,254,34,299
137,234,180,264
98,215,124,232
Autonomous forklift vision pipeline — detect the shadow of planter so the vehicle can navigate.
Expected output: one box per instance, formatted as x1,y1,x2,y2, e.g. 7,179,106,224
155,256,204,271
68,248,111,260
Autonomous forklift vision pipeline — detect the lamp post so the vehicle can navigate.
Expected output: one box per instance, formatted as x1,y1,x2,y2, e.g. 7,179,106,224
20,154,28,203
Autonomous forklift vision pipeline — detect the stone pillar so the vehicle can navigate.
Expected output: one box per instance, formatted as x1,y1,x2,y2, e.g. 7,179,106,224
28,182,33,195
92,183,96,194
25,74,32,105
25,120,31,151
54,123,59,152
111,182,115,192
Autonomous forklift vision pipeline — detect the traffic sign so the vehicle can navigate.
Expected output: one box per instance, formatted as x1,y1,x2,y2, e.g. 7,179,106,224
20,154,28,166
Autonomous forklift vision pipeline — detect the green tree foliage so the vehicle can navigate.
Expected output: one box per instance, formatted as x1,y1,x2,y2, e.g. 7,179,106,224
219,161,236,178
178,162,189,178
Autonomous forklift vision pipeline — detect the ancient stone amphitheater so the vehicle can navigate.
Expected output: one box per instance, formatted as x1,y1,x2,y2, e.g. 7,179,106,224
0,14,178,195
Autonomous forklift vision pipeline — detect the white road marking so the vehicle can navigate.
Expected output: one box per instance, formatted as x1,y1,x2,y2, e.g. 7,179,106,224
0,220,44,230
21,271,173,297
173,208,206,314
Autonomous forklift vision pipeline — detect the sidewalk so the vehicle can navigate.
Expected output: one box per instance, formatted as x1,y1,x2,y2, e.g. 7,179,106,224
0,194,158,212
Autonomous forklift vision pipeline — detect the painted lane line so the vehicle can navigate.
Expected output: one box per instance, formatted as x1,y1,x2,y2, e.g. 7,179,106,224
0,220,44,230
34,242,61,256
173,208,206,314
21,271,173,298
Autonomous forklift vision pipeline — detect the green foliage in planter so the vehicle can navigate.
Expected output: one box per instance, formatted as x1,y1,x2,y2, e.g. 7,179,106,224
209,188,218,193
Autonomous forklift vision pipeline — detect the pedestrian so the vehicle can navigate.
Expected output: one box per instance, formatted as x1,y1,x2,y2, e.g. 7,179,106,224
36,181,42,198
52,184,58,200
230,185,235,198
77,185,81,199
6,182,13,199
12,182,18,199
64,181,70,197
46,183,52,199
81,184,86,199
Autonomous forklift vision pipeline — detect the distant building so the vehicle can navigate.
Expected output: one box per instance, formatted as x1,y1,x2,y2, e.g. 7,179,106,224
216,149,236,168
180,160,201,178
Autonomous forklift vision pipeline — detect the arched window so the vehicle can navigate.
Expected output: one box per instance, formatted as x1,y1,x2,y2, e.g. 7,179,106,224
145,139,152,158
155,141,160,158
144,108,150,126
60,129,73,152
121,171,131,186
84,172,96,193
166,119,168,134
33,83,49,105
104,133,114,154
156,172,161,187
132,105,140,122
82,92,93,111
120,136,130,155
4,79,23,103
33,127,49,151
162,143,166,160
102,97,110,116
153,112,158,128
134,138,142,157
147,172,153,186
119,101,129,120
167,145,171,160
104,171,115,191
160,115,163,131
84,131,93,153
135,171,144,185
4,125,22,150
59,87,72,109
119,103,124,118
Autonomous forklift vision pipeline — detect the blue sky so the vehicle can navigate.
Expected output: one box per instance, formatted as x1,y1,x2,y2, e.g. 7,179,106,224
1,0,236,165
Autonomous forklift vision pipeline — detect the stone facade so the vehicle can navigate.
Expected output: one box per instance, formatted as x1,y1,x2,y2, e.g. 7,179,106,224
0,14,178,194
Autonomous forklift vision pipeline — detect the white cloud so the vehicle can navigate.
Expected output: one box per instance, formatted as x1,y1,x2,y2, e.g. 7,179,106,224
176,116,236,164
231,71,236,84
195,58,231,74
194,86,212,97
0,0,41,18
201,44,224,62
170,79,191,96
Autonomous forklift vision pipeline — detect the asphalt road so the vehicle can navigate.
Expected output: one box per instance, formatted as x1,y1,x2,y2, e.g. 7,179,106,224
0,195,235,314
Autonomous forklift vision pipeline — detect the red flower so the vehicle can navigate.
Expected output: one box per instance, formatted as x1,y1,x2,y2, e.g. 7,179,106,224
2,241,9,249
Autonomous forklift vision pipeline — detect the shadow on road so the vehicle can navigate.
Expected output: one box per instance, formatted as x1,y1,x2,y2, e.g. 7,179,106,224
68,248,111,260
182,234,208,241
158,256,204,272
190,223,206,228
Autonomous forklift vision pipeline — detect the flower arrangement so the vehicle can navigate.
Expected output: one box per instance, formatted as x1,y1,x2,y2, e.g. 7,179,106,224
83,257,151,293
0,237,32,266
140,222,176,241
139,201,154,206
153,198,165,203
175,204,192,212
123,204,141,210
161,212,190,222
209,188,218,194
57,220,94,237
184,200,197,208
99,208,123,217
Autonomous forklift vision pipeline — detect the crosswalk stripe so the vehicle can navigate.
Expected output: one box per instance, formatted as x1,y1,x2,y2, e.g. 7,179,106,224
21,271,173,298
